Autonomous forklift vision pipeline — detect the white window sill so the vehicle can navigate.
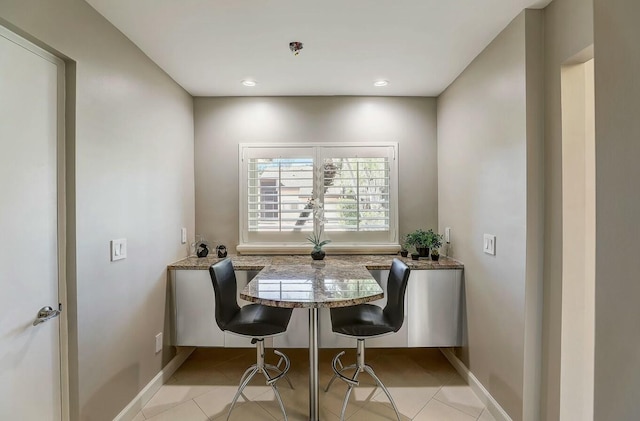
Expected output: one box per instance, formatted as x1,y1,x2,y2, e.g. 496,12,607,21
236,243,401,255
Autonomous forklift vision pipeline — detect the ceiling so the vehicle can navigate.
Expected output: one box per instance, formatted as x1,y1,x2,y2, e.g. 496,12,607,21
85,0,552,97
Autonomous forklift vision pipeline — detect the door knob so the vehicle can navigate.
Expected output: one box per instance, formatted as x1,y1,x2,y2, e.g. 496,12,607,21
33,306,61,326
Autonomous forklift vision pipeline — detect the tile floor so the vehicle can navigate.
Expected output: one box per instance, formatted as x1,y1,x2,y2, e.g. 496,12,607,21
134,347,496,421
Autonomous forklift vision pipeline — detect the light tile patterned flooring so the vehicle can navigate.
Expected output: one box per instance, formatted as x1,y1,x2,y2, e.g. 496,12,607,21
134,347,497,421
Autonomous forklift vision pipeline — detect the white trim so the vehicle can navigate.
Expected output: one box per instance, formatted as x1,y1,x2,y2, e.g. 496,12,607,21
237,242,401,255
0,25,64,65
56,53,69,421
113,347,196,421
440,348,513,421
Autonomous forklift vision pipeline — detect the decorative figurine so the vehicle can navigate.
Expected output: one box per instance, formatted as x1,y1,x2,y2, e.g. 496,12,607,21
197,243,209,258
216,245,228,258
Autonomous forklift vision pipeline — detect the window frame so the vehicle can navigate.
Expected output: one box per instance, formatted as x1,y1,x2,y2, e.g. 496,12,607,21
238,142,399,254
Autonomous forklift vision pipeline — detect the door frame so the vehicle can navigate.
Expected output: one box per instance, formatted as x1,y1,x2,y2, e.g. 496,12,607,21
0,24,69,421
559,46,595,420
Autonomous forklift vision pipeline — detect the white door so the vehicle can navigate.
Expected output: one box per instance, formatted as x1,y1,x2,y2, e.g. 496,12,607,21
0,26,65,420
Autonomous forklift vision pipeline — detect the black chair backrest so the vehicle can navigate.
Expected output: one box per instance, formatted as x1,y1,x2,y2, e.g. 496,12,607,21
383,258,411,332
209,258,241,331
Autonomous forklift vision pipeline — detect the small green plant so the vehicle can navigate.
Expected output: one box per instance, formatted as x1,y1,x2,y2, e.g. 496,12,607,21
399,235,409,251
428,232,444,250
307,231,331,251
405,229,435,250
398,235,410,257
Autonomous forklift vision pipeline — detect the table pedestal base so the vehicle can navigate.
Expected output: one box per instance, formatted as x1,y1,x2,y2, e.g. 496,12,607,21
309,307,319,420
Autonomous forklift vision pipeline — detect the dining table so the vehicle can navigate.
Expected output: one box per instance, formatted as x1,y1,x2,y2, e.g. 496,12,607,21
240,262,384,421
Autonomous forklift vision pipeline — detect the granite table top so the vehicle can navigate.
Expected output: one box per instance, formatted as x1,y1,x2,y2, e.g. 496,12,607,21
239,263,384,309
168,254,464,271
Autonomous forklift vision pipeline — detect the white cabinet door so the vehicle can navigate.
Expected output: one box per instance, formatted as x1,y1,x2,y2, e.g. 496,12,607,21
173,268,463,349
407,269,462,347
273,308,309,348
173,270,224,346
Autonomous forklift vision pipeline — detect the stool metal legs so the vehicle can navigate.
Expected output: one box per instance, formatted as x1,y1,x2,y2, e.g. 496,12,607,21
325,339,401,421
227,339,292,421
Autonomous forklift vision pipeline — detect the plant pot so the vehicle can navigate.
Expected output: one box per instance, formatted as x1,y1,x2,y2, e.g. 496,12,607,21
311,248,326,260
400,250,409,257
431,253,440,261
411,253,420,260
416,247,430,257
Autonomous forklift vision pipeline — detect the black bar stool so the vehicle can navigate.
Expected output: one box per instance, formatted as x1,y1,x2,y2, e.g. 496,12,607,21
325,258,411,421
209,259,294,421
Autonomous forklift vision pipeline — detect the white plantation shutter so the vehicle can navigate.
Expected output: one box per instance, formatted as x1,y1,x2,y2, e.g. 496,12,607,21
322,157,390,232
242,147,315,244
318,145,395,244
239,144,398,249
247,158,314,232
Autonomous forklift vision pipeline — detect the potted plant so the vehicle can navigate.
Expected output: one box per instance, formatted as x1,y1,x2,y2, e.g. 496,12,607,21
308,231,330,260
428,232,444,261
307,197,331,260
399,235,409,257
405,229,435,258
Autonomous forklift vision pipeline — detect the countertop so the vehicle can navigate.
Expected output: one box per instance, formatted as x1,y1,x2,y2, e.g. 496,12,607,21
240,264,384,308
168,254,464,271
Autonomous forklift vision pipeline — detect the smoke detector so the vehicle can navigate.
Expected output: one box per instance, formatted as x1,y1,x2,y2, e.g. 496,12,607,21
289,41,303,56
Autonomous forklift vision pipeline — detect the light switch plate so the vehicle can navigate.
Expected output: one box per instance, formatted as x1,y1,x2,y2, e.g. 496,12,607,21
483,234,496,255
155,332,163,354
445,227,451,243
110,238,127,261
181,227,187,244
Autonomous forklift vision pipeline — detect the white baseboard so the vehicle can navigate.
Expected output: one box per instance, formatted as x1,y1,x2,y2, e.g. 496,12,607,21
440,348,512,421
113,346,196,421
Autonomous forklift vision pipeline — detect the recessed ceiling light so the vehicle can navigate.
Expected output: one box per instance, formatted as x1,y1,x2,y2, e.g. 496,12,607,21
242,79,257,87
374,80,389,87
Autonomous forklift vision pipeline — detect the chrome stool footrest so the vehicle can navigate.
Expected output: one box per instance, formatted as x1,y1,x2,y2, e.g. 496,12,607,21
265,349,291,386
328,351,359,388
325,339,401,421
227,340,292,421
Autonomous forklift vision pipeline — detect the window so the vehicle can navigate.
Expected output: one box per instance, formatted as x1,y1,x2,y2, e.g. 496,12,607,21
239,143,398,253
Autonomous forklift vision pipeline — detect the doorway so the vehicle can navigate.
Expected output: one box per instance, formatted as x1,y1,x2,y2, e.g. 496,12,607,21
560,56,595,419
0,25,68,420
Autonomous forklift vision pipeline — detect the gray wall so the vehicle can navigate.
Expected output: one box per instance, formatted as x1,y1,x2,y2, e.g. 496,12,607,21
0,1,195,420
437,11,543,420
541,0,593,419
593,0,640,419
194,96,438,250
